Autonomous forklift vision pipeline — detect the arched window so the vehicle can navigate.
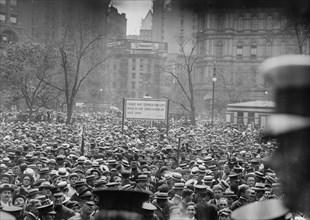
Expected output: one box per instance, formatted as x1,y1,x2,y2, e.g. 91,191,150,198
251,42,257,57
252,17,258,31
237,17,244,31
266,42,272,57
216,41,223,57
266,16,272,30
237,42,243,56
1,29,18,43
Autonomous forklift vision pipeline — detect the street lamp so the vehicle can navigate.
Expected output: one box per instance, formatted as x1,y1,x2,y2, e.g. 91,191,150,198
211,61,217,126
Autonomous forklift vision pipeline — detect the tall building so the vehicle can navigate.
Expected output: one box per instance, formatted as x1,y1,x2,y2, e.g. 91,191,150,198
139,10,152,41
193,0,310,113
107,5,127,40
103,39,167,107
152,0,198,54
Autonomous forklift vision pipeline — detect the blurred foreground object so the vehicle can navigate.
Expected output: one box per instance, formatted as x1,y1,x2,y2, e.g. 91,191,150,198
260,55,310,213
231,199,289,220
93,189,150,220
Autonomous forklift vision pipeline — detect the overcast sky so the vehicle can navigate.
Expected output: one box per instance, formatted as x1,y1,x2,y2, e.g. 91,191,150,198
112,0,152,35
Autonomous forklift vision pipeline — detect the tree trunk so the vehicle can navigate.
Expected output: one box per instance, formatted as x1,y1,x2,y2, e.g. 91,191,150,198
190,105,196,126
66,102,73,124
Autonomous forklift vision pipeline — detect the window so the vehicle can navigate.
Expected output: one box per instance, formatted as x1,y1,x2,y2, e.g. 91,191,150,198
216,41,223,57
251,43,257,57
252,17,258,31
0,34,8,42
0,13,5,23
237,42,243,56
237,112,244,124
266,16,272,30
237,17,244,31
280,42,286,54
139,72,143,78
218,16,224,31
248,112,255,124
266,42,272,57
10,0,16,6
132,72,136,79
140,59,144,70
131,81,136,89
10,15,16,24
0,0,6,4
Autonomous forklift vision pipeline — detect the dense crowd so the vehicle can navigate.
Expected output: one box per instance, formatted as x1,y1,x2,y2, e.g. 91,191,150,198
0,111,305,220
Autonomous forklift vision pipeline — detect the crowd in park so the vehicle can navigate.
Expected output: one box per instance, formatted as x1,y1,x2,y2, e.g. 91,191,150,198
0,108,306,220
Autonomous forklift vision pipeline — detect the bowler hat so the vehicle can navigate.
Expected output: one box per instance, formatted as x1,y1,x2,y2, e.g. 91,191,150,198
93,189,149,214
0,184,14,193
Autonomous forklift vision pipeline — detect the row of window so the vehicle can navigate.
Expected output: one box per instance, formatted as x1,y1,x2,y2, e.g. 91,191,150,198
0,13,17,24
0,0,17,6
207,14,282,32
131,81,144,89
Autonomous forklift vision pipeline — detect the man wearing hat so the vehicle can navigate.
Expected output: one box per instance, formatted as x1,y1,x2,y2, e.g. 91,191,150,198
69,194,96,220
0,184,14,207
209,184,224,209
259,54,310,214
142,202,159,220
230,184,250,211
37,203,57,220
193,185,218,220
133,175,151,193
153,192,173,220
51,187,76,220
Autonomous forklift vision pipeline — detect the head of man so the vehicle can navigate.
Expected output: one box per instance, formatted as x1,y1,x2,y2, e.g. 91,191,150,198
213,185,224,200
0,184,13,203
185,202,196,219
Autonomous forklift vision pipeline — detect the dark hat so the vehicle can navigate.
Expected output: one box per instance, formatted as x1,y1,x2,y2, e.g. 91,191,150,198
2,206,23,218
142,202,157,212
136,175,148,182
0,184,14,193
219,179,229,191
172,183,184,190
38,168,50,174
229,172,238,179
154,192,168,200
194,184,207,193
37,203,56,216
231,199,289,220
76,185,91,196
252,182,267,191
39,181,52,190
27,189,39,198
93,190,149,214
223,191,237,199
94,179,107,187
68,173,79,179
105,182,119,189
86,175,96,182
254,171,265,180
0,211,15,220
65,201,79,210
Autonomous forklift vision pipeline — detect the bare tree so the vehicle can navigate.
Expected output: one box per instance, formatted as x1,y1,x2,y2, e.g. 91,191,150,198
0,42,61,118
161,37,199,125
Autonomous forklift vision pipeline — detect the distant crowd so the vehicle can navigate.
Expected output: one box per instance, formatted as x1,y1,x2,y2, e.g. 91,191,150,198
0,110,306,220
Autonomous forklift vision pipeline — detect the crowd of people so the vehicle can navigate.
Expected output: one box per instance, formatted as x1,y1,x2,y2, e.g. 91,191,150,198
0,111,305,220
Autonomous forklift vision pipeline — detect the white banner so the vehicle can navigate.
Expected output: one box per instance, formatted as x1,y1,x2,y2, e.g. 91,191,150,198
130,42,159,50
124,99,167,120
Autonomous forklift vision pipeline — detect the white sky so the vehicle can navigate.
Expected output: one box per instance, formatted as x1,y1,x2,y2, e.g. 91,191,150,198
112,0,152,35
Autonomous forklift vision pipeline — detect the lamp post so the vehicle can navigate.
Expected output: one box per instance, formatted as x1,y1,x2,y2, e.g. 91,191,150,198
211,61,217,126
